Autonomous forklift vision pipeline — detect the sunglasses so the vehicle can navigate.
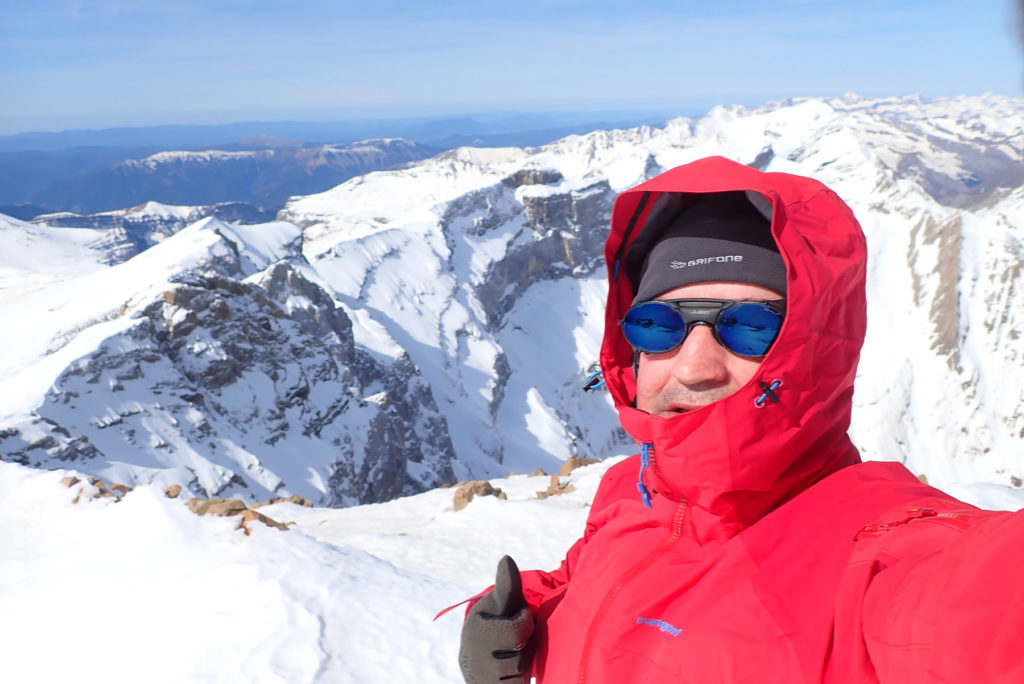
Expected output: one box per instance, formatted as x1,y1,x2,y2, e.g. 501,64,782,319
620,298,786,358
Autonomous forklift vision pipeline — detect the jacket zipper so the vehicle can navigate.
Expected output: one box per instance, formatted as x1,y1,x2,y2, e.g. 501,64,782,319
575,485,688,683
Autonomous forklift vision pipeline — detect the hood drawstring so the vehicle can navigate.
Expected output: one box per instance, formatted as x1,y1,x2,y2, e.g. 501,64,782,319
755,379,783,408
637,442,654,508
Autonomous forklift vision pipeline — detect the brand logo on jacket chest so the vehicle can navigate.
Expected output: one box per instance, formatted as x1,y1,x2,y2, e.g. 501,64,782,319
635,616,682,637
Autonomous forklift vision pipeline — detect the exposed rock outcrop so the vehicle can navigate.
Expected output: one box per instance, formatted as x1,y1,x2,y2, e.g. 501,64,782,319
453,480,507,511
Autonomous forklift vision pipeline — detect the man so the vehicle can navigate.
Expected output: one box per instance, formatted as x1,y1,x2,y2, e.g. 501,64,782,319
457,156,1024,683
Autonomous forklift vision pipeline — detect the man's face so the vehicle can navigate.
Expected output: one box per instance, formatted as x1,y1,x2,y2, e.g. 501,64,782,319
634,281,783,417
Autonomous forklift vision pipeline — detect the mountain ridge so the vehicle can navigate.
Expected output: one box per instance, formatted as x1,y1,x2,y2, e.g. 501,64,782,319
2,93,1023,505
29,138,436,214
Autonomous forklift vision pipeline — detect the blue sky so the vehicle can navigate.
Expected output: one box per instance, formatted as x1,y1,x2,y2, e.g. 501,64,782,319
2,0,1021,135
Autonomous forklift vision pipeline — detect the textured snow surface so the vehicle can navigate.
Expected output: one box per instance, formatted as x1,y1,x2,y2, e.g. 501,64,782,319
0,457,615,683
0,213,110,299
2,453,1021,683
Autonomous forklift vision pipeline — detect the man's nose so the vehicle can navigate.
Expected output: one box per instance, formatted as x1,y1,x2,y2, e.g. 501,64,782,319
669,324,731,387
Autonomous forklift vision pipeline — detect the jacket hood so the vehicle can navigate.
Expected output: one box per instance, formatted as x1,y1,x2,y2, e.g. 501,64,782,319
601,156,865,535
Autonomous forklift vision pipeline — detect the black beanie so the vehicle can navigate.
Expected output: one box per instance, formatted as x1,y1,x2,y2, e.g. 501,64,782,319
629,191,786,304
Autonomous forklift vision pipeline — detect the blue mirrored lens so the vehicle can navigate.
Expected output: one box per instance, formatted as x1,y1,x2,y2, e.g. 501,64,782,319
621,301,686,353
716,302,783,357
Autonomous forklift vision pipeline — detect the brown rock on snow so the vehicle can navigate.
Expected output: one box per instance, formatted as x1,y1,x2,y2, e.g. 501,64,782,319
187,497,248,517
559,456,599,476
453,480,506,511
186,496,289,534
236,508,290,535
536,474,576,500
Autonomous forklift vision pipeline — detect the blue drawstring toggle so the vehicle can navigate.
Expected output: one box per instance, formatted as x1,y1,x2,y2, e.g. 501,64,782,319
755,379,783,408
582,370,605,392
637,442,653,508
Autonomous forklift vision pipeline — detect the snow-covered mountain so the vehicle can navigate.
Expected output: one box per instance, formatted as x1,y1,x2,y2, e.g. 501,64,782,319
3,93,1024,506
32,200,278,263
0,213,455,505
32,138,434,214
0,212,112,299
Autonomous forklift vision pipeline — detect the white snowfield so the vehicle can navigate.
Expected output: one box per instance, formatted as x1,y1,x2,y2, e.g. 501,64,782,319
0,456,618,683
0,213,111,300
2,454,1022,683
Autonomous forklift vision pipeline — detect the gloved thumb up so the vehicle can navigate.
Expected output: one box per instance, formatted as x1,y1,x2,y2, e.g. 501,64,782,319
458,555,536,683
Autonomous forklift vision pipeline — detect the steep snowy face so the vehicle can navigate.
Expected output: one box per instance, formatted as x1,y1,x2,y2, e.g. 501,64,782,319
0,213,112,299
0,218,455,504
283,140,647,478
33,201,278,264
1,94,1022,505
284,93,1024,495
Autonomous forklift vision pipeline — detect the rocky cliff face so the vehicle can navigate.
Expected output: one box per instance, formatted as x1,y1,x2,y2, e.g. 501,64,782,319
283,94,1024,496
0,219,455,505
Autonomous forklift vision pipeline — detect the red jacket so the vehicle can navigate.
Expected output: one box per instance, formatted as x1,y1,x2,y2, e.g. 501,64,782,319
512,157,1024,682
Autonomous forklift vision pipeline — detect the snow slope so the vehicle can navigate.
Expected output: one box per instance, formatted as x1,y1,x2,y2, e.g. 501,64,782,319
0,456,616,683
284,93,1024,496
0,213,110,300
0,214,455,505
3,449,1022,683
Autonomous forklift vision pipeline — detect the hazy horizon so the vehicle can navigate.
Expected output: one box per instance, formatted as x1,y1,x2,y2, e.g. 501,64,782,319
3,0,1021,136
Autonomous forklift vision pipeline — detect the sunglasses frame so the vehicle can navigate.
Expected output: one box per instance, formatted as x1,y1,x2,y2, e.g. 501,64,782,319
620,298,787,358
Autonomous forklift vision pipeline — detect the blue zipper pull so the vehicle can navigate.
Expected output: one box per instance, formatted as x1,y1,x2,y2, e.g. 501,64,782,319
637,442,653,508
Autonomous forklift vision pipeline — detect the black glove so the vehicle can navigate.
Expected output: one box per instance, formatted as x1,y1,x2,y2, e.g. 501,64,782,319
458,555,536,683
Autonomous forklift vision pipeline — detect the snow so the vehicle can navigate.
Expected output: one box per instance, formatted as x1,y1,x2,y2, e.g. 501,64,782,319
139,149,267,168
2,93,1024,681
0,213,111,300
0,217,230,421
3,446,1022,683
0,215,307,423
219,219,303,270
134,200,199,219
0,456,616,683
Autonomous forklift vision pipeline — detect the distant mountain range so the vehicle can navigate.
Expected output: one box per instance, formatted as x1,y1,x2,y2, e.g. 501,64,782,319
0,113,666,215
6,138,435,215
2,94,1023,508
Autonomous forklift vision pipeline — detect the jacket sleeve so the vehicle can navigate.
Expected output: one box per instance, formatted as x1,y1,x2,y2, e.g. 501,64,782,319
852,507,1024,683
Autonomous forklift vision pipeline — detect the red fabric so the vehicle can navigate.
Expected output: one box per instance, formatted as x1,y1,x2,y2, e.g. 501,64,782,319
505,157,1024,682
